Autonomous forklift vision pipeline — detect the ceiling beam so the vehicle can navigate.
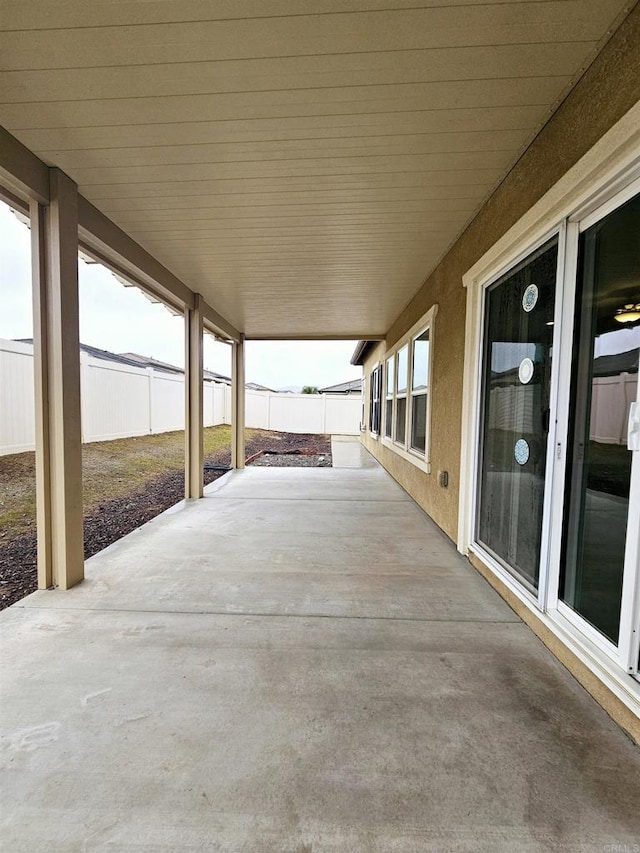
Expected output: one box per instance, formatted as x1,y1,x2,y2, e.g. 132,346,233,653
1,123,240,341
77,196,240,341
200,300,240,342
246,333,385,341
0,183,28,213
0,125,49,204
78,196,195,310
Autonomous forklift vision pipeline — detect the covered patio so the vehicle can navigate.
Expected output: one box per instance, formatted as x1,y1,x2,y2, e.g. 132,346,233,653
1,2,640,845
2,441,639,851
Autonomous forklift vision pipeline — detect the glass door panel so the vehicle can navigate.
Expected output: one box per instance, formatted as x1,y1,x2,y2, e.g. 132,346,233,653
477,239,558,590
560,193,640,645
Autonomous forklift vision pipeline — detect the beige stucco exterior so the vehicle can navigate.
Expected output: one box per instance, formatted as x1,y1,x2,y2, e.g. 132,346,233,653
361,3,640,544
359,6,640,740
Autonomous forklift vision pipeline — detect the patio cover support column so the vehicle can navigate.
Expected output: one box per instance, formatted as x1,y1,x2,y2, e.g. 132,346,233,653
231,335,245,469
185,294,204,499
30,168,84,590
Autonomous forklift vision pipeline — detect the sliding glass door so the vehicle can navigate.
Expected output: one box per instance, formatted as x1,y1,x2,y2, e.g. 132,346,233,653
477,239,558,591
560,193,640,650
474,182,640,677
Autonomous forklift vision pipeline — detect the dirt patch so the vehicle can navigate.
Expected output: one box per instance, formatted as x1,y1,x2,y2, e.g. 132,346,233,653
0,425,236,545
251,454,331,467
0,429,332,610
246,433,331,467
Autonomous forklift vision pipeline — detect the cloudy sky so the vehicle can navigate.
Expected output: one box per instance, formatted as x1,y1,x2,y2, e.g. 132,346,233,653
0,202,361,389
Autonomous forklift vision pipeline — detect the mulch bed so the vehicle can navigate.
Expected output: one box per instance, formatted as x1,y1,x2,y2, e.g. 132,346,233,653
250,452,331,468
246,433,331,467
0,432,331,610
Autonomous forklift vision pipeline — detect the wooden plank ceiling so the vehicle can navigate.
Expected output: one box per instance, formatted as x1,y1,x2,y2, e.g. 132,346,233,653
0,0,632,337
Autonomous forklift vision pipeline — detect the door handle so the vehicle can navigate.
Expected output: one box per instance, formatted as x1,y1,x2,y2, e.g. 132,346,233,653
628,401,640,451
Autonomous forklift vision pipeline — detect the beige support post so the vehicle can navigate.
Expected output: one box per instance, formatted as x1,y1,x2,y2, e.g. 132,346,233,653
184,294,204,499
231,335,246,469
30,169,84,590
30,201,52,589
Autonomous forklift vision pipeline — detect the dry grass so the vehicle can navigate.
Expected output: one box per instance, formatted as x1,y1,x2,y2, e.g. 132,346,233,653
0,425,241,545
0,452,36,545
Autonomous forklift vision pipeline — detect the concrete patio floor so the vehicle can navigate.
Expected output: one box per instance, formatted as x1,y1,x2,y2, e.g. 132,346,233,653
1,444,639,852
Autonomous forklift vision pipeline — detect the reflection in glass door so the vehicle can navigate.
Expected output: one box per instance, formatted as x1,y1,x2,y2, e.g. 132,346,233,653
477,239,558,591
561,193,640,645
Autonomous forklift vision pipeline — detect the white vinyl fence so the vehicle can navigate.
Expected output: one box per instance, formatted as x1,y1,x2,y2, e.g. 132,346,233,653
245,388,362,436
590,373,637,445
0,339,361,456
1,340,35,455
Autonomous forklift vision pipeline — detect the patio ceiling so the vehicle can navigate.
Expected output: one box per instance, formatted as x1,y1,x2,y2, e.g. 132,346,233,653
0,0,632,338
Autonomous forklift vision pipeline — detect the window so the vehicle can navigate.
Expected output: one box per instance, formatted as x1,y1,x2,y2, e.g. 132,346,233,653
368,364,382,435
380,304,437,471
384,356,394,438
395,345,408,444
410,331,429,453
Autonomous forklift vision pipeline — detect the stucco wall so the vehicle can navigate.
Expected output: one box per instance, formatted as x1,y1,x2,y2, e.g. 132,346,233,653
361,3,640,542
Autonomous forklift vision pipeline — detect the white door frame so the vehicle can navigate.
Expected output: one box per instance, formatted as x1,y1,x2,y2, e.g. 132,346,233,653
465,224,564,610
544,177,640,674
457,103,640,712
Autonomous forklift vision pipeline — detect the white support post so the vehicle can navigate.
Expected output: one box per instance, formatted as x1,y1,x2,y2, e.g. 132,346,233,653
185,294,204,499
30,168,84,590
231,335,246,469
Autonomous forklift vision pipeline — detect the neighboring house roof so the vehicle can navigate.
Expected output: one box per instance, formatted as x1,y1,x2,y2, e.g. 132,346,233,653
121,352,232,384
593,348,638,377
491,348,639,386
16,340,232,383
112,350,233,383
245,381,276,392
118,351,184,375
17,339,157,372
206,370,232,385
319,378,363,394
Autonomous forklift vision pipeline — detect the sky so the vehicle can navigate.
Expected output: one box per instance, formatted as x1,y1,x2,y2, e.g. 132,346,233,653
0,202,362,389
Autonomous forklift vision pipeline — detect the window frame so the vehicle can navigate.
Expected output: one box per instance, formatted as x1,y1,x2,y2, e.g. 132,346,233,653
381,304,438,473
368,362,382,437
394,344,409,447
409,328,430,454
384,355,394,439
